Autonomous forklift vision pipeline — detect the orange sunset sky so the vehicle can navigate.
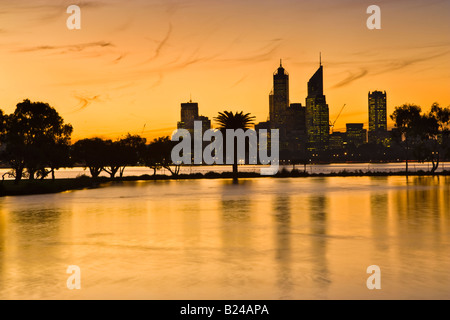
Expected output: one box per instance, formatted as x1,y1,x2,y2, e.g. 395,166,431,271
0,0,449,140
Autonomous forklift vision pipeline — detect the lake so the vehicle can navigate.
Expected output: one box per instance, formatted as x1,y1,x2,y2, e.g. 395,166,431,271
0,176,449,299
1,162,450,180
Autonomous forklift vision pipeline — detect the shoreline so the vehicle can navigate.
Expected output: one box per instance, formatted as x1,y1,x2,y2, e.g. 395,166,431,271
1,170,449,197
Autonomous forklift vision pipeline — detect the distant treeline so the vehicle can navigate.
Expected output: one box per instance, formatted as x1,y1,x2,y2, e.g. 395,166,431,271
0,100,449,183
0,100,177,183
388,103,450,173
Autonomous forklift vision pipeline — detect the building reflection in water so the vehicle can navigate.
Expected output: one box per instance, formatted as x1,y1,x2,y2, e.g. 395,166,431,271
272,195,293,298
370,177,389,252
0,176,449,299
390,176,450,294
308,195,331,288
0,205,5,292
180,201,203,288
220,182,253,293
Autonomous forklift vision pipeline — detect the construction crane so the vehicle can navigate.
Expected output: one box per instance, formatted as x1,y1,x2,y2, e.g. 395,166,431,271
329,104,347,134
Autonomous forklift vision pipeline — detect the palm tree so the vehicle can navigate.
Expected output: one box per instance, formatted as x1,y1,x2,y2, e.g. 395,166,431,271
214,111,255,182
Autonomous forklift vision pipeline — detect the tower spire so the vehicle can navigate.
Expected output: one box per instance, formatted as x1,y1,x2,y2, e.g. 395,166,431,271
280,59,282,67
320,52,322,66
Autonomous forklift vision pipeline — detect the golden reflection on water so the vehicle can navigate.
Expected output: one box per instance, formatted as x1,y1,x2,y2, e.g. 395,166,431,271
0,176,449,299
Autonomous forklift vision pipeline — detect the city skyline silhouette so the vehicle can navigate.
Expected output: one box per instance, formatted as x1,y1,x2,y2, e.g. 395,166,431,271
0,0,448,141
1,1,450,303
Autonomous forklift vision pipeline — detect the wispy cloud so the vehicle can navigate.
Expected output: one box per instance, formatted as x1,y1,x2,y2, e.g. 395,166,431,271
333,69,368,88
72,94,102,112
231,75,247,88
16,41,114,54
112,53,127,64
373,50,450,75
217,39,283,64
149,23,173,62
330,44,450,88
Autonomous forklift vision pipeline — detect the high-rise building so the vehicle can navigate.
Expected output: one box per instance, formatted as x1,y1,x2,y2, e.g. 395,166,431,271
306,62,329,155
177,100,211,163
259,61,307,160
178,101,199,131
368,91,387,144
346,123,366,147
269,60,289,128
177,100,211,133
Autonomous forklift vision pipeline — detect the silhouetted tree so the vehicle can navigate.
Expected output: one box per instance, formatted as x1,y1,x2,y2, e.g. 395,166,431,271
390,104,422,175
0,110,5,133
430,103,450,170
416,103,450,173
38,141,72,180
72,138,108,178
214,111,255,182
103,134,147,178
102,139,121,178
390,103,450,174
0,110,6,175
1,100,73,182
143,139,162,175
144,136,179,176
118,134,147,177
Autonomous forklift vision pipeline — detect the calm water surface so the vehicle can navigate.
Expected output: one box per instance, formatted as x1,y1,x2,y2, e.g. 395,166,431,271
1,162,450,180
0,176,449,299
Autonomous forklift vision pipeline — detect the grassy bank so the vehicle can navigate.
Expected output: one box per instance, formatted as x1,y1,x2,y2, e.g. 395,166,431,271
1,170,449,197
0,176,107,197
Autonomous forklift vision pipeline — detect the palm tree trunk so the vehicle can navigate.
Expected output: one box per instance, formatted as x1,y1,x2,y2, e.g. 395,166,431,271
405,140,409,176
233,142,238,183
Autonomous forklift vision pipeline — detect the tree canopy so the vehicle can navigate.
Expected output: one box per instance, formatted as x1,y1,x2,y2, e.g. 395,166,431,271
391,103,450,173
214,111,255,182
1,100,73,182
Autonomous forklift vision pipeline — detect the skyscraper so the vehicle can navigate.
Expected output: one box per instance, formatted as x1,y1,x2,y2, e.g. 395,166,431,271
177,100,211,133
178,101,199,131
177,100,211,162
264,61,307,159
306,61,329,155
368,91,387,144
269,60,289,128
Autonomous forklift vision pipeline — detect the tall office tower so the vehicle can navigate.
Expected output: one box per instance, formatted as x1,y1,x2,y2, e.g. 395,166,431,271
177,100,211,162
368,91,387,144
306,61,329,155
269,60,289,127
178,101,199,131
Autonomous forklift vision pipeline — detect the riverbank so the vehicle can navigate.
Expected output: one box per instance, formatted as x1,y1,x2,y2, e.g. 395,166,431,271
1,169,450,197
0,176,107,197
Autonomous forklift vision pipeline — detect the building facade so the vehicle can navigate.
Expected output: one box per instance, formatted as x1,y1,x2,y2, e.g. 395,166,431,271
254,60,332,161
306,64,329,156
266,62,307,160
368,91,388,144
177,100,211,134
269,61,289,128
346,123,367,148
